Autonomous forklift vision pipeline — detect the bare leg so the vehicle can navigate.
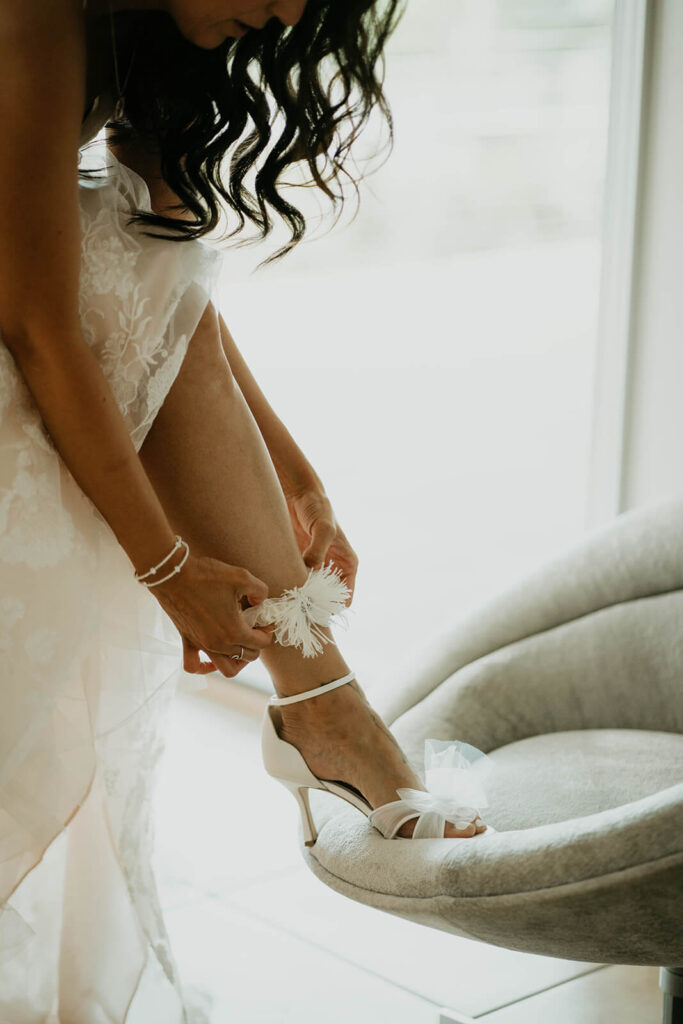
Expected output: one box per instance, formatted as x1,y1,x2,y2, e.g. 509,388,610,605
139,303,485,838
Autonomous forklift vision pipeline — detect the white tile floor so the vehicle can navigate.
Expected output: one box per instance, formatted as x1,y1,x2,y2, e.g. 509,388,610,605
152,685,663,1023
165,899,444,1024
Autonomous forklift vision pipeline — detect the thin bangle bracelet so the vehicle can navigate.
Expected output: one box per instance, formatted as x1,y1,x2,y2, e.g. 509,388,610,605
139,541,190,588
134,534,184,581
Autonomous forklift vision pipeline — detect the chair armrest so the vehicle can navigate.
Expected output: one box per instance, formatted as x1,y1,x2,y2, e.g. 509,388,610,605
390,589,683,760
374,497,683,728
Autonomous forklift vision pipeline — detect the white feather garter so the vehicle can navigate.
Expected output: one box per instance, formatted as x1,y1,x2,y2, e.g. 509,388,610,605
241,563,352,658
368,738,494,839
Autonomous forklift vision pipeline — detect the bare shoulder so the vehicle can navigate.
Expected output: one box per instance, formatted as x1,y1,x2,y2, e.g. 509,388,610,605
0,0,85,91
0,0,83,38
0,0,86,144
0,0,89,344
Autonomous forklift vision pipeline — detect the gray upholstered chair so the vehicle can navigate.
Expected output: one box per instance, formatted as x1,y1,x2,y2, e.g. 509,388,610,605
300,499,683,1022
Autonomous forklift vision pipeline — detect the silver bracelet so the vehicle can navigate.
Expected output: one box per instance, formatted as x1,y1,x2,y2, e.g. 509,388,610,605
134,534,189,586
140,540,190,587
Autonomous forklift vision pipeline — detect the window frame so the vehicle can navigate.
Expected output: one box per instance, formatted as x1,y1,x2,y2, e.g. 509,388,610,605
585,0,654,526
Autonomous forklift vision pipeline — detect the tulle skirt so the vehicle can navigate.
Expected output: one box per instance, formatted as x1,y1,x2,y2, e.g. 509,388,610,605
0,147,222,1022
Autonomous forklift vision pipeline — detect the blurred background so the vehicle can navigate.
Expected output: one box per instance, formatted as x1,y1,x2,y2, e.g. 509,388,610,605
217,0,615,692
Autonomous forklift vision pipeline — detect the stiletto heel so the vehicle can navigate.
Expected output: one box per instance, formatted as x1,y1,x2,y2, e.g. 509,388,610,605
261,669,494,845
278,780,318,846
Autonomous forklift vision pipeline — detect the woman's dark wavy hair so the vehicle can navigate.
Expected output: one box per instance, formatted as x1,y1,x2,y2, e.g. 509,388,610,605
93,0,404,264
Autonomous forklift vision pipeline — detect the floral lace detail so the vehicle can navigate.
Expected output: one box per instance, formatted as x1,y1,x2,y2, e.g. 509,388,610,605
77,157,220,453
0,346,80,571
24,627,61,667
0,147,220,1018
97,657,185,1002
0,596,25,654
0,446,78,569
80,206,139,299
78,201,164,443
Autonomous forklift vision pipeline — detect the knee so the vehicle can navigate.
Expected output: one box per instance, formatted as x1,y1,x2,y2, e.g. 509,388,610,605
190,301,237,389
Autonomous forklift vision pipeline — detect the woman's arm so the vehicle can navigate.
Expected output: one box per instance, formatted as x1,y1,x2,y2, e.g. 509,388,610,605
0,0,179,576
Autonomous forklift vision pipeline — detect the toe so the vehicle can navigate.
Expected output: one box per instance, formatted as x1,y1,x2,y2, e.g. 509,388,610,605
398,818,484,839
444,821,477,838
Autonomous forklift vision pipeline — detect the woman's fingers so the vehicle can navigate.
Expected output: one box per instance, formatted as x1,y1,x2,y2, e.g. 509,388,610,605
191,618,275,675
332,552,358,605
185,642,260,679
183,620,274,676
235,620,276,650
235,567,270,609
206,647,260,678
303,516,336,568
182,636,218,674
225,645,260,663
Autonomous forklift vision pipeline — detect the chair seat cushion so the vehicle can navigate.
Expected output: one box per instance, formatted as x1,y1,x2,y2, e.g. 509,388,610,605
305,727,683,902
483,728,683,831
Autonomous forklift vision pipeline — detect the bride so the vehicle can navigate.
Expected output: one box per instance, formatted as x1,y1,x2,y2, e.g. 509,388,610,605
0,0,488,1018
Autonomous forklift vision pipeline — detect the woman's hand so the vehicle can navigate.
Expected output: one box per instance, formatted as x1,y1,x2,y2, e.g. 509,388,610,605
281,476,359,607
150,553,276,676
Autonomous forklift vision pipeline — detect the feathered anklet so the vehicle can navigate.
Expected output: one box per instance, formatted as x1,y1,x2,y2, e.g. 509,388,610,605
241,563,352,658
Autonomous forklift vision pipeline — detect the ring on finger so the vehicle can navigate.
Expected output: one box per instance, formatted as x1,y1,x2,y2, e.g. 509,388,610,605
230,645,244,662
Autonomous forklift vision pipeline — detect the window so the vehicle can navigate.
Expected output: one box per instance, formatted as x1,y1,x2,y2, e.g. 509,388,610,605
219,0,616,691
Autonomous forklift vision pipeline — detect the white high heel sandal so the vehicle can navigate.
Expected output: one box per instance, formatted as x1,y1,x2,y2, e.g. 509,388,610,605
261,670,493,845
245,564,493,844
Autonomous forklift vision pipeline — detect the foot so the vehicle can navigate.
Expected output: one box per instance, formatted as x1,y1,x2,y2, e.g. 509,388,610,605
276,678,487,839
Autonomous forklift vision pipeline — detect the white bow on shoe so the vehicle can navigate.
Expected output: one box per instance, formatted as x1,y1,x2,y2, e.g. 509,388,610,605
368,738,495,839
261,664,497,845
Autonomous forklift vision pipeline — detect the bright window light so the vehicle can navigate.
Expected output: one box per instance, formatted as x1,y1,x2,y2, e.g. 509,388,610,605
218,0,615,691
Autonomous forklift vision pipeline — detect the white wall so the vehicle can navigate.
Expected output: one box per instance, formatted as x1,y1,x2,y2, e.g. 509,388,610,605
620,0,683,509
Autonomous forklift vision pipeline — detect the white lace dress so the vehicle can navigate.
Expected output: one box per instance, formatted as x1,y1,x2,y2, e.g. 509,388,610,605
0,105,221,1022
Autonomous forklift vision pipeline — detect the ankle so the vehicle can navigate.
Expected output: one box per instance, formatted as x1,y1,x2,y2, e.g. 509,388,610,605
271,665,357,701
278,676,366,719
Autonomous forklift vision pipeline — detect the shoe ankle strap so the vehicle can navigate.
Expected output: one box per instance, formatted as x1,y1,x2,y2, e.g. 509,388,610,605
268,670,356,706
